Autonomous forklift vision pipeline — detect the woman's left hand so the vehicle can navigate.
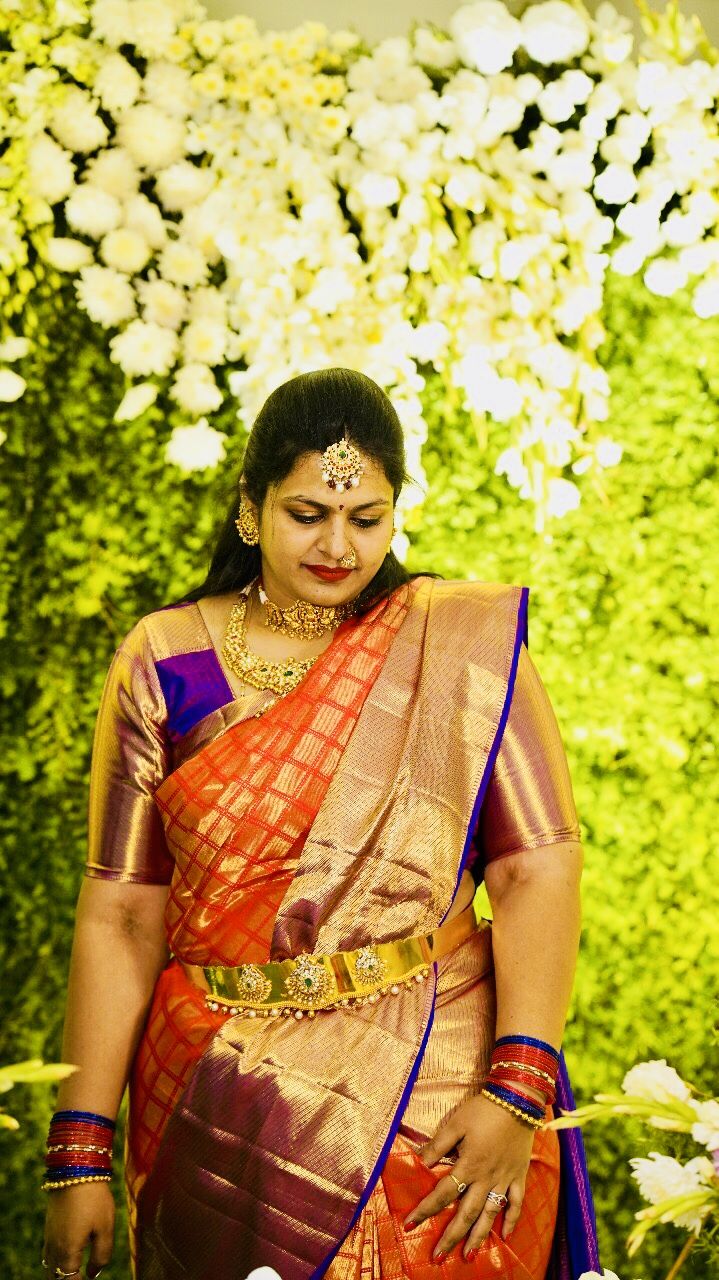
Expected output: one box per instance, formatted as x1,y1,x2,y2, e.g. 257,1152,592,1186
403,1092,539,1261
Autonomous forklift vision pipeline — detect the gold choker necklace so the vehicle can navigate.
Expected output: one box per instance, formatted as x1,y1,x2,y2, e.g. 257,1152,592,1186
222,588,318,697
257,579,357,640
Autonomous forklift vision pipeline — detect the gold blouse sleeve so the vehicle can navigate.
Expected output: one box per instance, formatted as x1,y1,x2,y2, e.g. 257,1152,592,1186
84,619,174,885
478,642,582,864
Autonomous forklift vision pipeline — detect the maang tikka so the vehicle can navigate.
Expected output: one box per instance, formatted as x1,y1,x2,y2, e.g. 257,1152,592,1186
321,433,364,492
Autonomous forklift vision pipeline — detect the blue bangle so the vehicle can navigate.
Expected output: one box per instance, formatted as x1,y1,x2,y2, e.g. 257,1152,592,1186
44,1165,111,1179
482,1081,545,1121
51,1109,116,1129
494,1034,560,1060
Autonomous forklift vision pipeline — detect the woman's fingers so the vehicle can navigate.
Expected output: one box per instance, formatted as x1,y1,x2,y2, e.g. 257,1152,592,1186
402,1162,467,1229
42,1247,84,1277
86,1221,113,1277
459,1182,514,1259
501,1176,526,1239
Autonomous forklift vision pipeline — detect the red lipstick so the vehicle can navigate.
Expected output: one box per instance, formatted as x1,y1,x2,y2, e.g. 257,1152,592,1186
304,565,353,581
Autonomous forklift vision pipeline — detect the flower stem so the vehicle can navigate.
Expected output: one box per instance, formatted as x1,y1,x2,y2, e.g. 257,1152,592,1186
663,1234,695,1280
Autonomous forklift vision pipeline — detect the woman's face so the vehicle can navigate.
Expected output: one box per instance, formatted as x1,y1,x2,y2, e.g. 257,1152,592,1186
248,449,395,608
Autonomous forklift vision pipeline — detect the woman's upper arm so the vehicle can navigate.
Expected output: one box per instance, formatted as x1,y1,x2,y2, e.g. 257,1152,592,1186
85,618,175,888
477,642,582,869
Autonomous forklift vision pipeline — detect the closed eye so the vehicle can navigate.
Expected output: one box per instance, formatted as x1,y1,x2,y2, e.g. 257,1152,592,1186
289,513,382,528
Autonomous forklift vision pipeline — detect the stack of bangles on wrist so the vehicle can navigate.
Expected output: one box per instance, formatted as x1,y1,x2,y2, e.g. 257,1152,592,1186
42,1110,115,1192
480,1034,560,1130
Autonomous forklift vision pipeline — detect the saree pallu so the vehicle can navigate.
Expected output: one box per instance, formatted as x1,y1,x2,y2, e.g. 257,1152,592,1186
127,576,599,1279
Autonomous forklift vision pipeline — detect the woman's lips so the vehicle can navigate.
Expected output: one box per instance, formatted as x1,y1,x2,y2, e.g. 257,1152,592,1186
304,565,354,581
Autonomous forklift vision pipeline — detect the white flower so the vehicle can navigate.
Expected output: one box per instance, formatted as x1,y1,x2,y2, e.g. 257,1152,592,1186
154,162,215,211
65,185,123,238
113,381,159,421
692,275,719,319
189,287,227,322
690,1099,719,1152
630,1152,714,1230
143,61,196,118
125,0,178,59
181,319,229,366
593,163,638,205
622,1059,692,1104
100,227,152,274
0,336,31,362
244,1269,283,1280
94,52,142,112
50,87,109,153
85,148,141,199
643,259,688,298
547,477,581,517
123,195,169,251
91,0,132,48
42,237,94,271
578,1271,622,1280
170,363,224,414
0,368,27,401
413,27,458,69
356,172,401,209
109,319,179,377
521,2,590,66
449,2,522,76
117,105,187,173
26,134,76,204
138,279,188,330
75,265,137,327
165,418,227,471
595,438,623,468
192,19,225,59
157,240,210,288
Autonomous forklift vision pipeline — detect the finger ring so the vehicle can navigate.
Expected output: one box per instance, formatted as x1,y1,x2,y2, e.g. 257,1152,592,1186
485,1189,508,1209
54,1269,81,1278
448,1172,467,1196
41,1262,48,1271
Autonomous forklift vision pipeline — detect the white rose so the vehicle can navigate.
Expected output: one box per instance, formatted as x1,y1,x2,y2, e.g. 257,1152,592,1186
0,368,27,402
547,477,581,517
123,194,169,251
622,1060,692,1104
165,418,227,471
143,61,196,118
154,162,215,211
157,240,210,288
50,87,109,153
630,1152,714,1230
593,163,638,205
100,227,153,274
449,2,522,76
75,265,137,327
117,105,187,173
109,318,179,377
42,237,94,271
690,1099,719,1152
692,275,719,319
0,336,32,362
138,279,188,330
181,318,229,366
94,52,142,113
521,1,590,66
27,134,76,204
170,363,224,414
65,184,122,238
643,259,688,297
113,381,159,421
85,148,141,199
91,0,132,48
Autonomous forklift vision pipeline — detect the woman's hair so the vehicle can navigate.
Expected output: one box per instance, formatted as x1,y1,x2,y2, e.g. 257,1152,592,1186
170,367,426,615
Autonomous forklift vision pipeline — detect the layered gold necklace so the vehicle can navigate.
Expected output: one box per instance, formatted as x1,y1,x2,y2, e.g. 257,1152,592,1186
257,579,356,639
223,581,356,697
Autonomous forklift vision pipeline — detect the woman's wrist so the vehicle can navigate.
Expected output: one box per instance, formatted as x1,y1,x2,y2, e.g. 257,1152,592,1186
43,1109,116,1193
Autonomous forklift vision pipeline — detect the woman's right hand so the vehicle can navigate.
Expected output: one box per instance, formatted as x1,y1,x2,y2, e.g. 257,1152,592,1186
42,1182,115,1279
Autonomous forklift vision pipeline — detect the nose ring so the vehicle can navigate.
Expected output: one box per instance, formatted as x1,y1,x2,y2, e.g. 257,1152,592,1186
338,548,357,568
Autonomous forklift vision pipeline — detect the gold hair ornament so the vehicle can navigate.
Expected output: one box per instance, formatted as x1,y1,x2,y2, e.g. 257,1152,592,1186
320,436,364,492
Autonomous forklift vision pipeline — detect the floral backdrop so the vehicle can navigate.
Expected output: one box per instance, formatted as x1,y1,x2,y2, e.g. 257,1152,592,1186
1,1,718,1276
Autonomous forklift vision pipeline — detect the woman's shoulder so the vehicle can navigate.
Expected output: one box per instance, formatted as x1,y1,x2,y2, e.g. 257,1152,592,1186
428,576,528,607
114,599,210,663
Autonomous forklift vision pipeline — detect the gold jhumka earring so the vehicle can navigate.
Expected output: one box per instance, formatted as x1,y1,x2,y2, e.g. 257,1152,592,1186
235,497,260,545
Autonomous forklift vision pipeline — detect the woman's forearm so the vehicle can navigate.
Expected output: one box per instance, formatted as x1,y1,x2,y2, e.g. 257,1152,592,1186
485,841,583,1053
53,881,170,1120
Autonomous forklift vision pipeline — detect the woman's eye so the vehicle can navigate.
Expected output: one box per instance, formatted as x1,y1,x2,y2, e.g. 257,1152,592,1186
290,513,322,524
352,517,382,528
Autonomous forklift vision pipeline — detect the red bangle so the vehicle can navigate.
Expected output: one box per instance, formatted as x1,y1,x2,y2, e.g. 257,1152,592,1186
488,1067,556,1104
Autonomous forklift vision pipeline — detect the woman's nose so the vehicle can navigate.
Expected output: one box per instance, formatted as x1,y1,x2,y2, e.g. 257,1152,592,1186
317,520,350,560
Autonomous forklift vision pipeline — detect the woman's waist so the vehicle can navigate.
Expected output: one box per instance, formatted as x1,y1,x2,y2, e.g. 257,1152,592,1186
177,897,491,1020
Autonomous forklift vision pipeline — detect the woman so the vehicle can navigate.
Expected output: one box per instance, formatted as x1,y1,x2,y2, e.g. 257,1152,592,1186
42,368,600,1280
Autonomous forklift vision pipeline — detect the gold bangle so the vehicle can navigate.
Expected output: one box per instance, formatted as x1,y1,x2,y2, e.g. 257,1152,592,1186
41,1175,112,1192
47,1144,113,1154
480,1089,544,1130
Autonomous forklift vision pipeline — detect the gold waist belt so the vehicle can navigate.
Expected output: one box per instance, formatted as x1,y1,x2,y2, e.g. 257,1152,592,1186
180,898,489,1021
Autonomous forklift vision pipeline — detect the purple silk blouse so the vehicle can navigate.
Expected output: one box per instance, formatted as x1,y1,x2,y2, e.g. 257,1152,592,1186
84,597,582,886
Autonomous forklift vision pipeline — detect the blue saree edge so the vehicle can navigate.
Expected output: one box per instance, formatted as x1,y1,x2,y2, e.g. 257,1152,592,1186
550,1052,602,1279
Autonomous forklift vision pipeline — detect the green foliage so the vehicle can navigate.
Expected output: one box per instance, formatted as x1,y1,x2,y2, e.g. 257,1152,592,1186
1,271,717,1277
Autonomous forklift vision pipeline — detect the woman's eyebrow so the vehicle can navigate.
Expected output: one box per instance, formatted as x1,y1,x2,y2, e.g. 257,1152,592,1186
284,495,391,511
